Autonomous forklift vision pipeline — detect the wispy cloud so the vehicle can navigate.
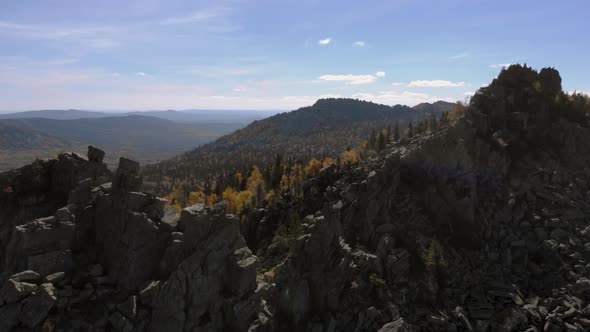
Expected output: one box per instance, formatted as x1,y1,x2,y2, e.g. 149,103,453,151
318,74,377,85
353,41,365,47
352,91,456,106
159,8,230,25
449,52,469,60
136,72,147,77
489,63,515,69
375,71,385,77
408,80,466,88
391,82,405,87
318,37,332,45
0,20,121,48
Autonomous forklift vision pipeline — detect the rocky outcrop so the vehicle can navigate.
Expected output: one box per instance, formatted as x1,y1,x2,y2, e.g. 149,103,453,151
0,147,260,331
240,65,590,331
2,66,590,331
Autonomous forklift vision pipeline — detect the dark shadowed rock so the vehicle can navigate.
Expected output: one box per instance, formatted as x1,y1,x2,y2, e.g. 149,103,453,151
18,283,56,328
87,145,105,163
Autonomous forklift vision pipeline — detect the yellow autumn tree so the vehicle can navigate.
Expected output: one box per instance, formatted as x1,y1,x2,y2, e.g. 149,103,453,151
206,193,219,206
222,187,239,213
322,157,336,168
188,191,206,206
305,159,323,177
167,187,186,213
341,150,359,166
222,187,253,214
247,166,265,193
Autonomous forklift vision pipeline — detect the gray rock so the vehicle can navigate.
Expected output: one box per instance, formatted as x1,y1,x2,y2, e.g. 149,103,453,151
113,157,142,193
110,311,133,332
0,303,22,331
43,271,66,284
572,278,590,295
0,279,37,305
27,249,73,276
117,295,137,319
88,145,105,163
18,283,57,328
139,280,160,306
9,270,40,283
378,318,419,332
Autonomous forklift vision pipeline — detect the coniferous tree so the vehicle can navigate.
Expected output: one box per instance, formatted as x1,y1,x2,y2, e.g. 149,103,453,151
377,131,386,151
407,122,414,138
368,129,377,150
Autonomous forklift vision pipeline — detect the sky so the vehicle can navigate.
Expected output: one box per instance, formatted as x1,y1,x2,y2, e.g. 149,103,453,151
0,0,588,111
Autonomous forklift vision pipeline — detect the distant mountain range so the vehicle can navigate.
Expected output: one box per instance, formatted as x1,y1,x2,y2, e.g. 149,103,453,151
0,122,69,150
0,109,278,123
0,109,277,171
143,98,455,194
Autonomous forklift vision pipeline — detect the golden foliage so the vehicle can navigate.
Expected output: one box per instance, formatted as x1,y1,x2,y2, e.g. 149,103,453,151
222,187,253,214
187,191,206,206
305,158,323,177
322,157,336,168
341,149,359,166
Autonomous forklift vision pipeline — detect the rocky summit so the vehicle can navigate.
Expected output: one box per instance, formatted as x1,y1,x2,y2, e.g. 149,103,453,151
1,65,590,332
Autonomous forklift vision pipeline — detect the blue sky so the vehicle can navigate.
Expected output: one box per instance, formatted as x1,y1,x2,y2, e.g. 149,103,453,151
0,0,588,111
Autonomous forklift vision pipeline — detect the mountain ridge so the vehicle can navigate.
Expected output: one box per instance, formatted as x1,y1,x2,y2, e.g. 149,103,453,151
142,98,454,194
1,66,590,331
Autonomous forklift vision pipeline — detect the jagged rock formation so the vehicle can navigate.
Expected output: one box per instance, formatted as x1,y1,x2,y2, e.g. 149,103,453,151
0,147,260,331
1,65,590,331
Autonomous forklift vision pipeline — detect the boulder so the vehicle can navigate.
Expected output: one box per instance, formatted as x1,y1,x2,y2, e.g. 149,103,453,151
118,295,137,319
18,283,57,328
9,270,40,283
113,157,142,193
0,279,37,305
378,318,419,332
87,145,105,163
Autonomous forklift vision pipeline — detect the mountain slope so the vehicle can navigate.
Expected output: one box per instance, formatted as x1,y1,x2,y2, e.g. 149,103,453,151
0,109,108,120
0,122,69,150
2,66,590,331
1,116,216,151
142,98,453,194
0,115,244,171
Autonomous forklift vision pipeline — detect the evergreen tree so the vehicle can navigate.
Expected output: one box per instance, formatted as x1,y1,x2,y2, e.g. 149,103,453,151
368,129,377,150
407,122,414,138
377,131,386,151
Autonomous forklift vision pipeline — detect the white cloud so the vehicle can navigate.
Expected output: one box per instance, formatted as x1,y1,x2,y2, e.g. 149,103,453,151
0,20,122,49
159,8,229,25
135,72,147,77
391,82,405,87
352,91,456,106
489,63,515,69
408,80,466,88
353,41,365,47
318,74,376,85
449,53,469,60
375,71,386,77
233,87,247,92
318,37,332,45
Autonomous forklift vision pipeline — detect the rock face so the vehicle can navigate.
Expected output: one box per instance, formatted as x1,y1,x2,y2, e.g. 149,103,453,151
0,147,260,331
1,65,590,331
